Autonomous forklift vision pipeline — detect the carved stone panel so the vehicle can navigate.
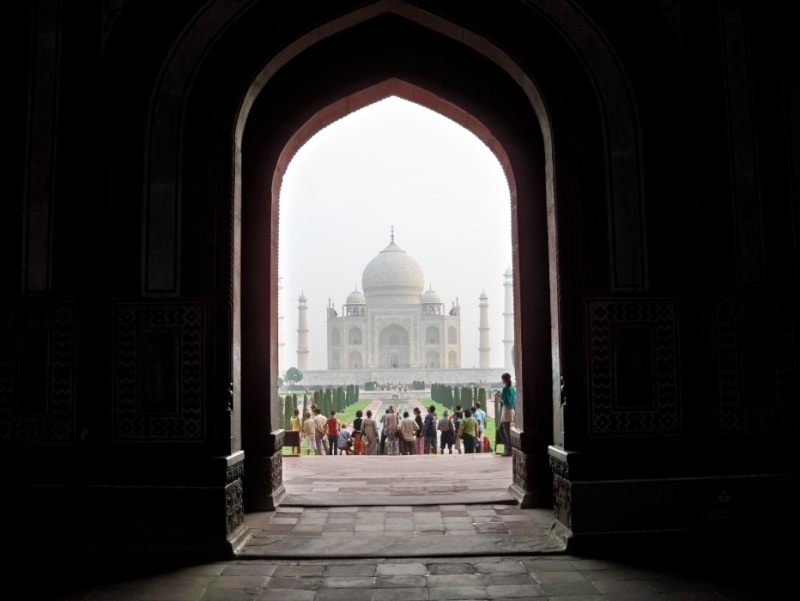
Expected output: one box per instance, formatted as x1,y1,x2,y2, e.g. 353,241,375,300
715,297,798,433
113,303,205,441
588,300,680,436
0,305,74,442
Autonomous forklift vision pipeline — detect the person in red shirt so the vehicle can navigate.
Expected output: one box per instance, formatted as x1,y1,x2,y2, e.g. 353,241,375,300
326,411,340,456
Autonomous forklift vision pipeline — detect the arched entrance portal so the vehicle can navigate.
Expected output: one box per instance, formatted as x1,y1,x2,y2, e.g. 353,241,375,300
239,8,555,512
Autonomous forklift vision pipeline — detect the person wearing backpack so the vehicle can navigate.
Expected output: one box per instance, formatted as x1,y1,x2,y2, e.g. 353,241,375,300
423,405,438,454
437,409,455,454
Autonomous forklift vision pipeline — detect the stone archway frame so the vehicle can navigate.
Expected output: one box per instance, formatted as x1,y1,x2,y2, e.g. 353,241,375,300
137,0,649,510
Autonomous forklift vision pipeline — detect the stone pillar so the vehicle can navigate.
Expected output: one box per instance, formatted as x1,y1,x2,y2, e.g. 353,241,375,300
503,267,514,371
478,291,491,368
297,292,309,372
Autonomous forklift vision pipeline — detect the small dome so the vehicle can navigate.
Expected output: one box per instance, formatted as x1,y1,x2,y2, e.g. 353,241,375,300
504,266,513,277
421,287,442,304
298,292,307,302
346,287,366,305
362,240,425,299
479,290,488,300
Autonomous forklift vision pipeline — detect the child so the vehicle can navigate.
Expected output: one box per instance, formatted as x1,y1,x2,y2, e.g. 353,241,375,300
301,411,315,455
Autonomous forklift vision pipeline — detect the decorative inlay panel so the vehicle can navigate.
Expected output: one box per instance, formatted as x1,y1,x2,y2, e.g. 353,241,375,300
716,297,798,432
376,318,411,331
113,303,204,441
0,305,74,442
225,480,244,534
588,300,680,436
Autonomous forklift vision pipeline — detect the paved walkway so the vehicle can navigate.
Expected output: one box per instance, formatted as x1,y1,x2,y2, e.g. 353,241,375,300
40,551,778,600
239,504,565,558
282,454,514,506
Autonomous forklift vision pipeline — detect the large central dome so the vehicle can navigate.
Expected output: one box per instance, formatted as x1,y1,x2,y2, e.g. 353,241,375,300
362,239,425,300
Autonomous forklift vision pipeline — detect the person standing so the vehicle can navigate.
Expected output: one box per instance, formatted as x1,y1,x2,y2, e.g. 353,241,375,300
352,410,365,455
384,406,400,456
289,407,302,455
312,406,327,456
301,410,316,455
423,405,438,454
399,410,419,455
379,408,390,455
413,407,424,455
472,401,486,453
363,409,379,455
326,410,340,456
498,372,516,456
457,409,479,454
437,409,455,454
452,409,463,454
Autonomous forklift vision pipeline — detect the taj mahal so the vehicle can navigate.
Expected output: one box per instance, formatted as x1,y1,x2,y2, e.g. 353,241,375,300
285,232,515,386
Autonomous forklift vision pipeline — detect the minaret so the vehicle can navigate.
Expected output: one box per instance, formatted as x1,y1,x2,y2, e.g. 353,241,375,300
278,277,286,378
479,291,491,369
297,292,309,372
502,266,514,370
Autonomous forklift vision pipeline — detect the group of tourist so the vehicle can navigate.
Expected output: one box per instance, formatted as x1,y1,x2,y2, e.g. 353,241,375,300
292,373,516,457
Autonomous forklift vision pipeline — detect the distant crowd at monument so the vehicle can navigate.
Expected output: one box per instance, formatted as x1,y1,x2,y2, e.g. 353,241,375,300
290,373,516,457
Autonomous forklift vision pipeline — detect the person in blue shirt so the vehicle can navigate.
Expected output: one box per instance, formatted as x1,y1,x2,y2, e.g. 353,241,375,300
498,372,516,456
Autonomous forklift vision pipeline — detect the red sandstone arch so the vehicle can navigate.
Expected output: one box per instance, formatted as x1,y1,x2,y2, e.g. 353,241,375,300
270,78,517,206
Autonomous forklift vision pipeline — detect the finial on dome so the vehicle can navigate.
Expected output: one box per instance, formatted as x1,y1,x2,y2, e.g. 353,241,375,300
391,225,394,243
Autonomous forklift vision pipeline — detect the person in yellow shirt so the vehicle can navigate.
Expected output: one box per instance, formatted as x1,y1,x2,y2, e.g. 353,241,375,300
289,407,302,455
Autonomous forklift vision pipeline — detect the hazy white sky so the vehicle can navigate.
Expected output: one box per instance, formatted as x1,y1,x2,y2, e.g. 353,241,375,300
278,96,513,371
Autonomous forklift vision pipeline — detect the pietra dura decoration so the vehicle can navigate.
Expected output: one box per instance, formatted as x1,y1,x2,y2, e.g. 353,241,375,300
588,300,680,436
113,303,205,441
715,297,799,433
0,305,74,442
225,462,245,535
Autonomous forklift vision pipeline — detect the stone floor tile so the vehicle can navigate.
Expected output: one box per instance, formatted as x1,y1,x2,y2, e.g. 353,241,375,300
537,581,601,597
520,559,576,573
324,523,355,532
273,565,325,577
313,589,374,601
530,571,587,583
568,559,628,572
545,596,603,601
221,564,278,577
328,518,357,525
470,517,502,524
329,507,359,513
201,590,262,601
209,575,269,589
474,524,509,534
473,562,526,575
293,524,326,533
321,577,375,588
174,564,230,577
427,563,476,575
427,574,483,587
485,583,545,598
467,510,497,517
444,529,476,535
591,579,657,595
427,585,489,600
372,588,430,601
271,518,299,525
375,575,428,588
479,574,533,587
256,589,316,601
265,577,323,590
323,565,377,577
444,522,477,532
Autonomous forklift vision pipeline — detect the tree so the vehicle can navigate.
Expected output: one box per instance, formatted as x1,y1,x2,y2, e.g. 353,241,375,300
285,367,303,385
283,394,293,429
